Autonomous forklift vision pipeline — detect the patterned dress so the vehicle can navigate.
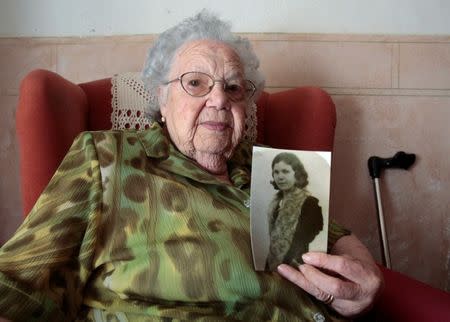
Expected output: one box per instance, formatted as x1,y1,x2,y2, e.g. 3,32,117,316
0,123,350,321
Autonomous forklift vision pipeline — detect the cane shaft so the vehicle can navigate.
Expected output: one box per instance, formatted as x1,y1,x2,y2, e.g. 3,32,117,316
373,178,392,269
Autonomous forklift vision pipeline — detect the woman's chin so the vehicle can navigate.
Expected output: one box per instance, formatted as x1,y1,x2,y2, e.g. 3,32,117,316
280,186,295,193
194,137,233,155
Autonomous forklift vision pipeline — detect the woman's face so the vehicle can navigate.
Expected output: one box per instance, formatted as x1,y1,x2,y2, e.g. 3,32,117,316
159,39,247,173
272,161,296,192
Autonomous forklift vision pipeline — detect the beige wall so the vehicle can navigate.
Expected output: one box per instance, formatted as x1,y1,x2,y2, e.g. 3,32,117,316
0,34,449,291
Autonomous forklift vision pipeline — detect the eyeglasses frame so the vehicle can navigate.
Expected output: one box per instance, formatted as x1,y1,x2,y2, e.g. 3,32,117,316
163,71,256,101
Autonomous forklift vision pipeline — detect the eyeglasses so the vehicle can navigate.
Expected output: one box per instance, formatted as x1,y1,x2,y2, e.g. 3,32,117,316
164,71,256,101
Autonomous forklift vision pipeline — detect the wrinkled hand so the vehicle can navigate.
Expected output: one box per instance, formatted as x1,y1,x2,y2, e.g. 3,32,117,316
277,252,383,317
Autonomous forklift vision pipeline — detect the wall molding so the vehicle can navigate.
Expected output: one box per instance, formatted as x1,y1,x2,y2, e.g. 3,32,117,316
1,33,450,44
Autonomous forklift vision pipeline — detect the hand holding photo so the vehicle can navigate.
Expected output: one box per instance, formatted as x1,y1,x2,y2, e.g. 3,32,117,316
250,147,331,271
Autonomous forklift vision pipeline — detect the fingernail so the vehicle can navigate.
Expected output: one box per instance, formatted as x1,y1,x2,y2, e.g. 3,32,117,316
302,253,312,262
277,264,288,273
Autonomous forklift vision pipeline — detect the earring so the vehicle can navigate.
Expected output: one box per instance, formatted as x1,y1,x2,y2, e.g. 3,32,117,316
161,116,166,123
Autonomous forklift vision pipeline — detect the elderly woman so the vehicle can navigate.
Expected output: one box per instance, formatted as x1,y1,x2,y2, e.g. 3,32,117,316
266,152,324,271
0,11,382,321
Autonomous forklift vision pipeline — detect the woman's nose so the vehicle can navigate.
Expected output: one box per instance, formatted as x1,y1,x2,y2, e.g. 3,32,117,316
207,82,230,110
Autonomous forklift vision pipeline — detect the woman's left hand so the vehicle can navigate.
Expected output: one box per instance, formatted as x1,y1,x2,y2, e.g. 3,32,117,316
277,235,384,318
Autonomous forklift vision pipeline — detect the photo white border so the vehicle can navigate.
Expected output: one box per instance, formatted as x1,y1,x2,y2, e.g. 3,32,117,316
250,146,331,271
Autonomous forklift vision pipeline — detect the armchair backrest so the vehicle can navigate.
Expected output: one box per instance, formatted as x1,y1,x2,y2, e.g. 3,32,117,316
16,69,336,216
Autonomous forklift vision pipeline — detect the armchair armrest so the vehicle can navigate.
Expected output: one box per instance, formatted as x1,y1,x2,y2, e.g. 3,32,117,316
376,265,450,322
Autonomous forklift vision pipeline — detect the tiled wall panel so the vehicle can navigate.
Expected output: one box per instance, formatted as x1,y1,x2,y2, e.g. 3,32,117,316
253,41,393,88
331,95,450,289
0,43,55,94
0,95,23,241
56,42,151,83
399,43,450,89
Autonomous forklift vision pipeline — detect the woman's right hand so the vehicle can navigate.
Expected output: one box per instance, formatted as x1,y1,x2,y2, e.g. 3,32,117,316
277,234,384,318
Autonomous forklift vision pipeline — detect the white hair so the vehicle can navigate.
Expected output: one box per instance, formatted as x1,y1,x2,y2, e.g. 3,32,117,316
142,10,265,119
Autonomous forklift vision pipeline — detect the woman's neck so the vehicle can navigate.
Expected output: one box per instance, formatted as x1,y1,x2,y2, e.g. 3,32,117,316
281,186,297,197
194,151,227,172
163,126,231,184
194,151,231,184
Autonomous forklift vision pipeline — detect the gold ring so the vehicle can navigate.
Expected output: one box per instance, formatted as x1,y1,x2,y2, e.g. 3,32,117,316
323,293,334,305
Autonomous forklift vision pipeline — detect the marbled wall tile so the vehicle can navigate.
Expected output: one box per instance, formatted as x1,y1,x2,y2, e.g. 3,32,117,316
56,41,151,83
331,94,450,289
0,95,23,245
400,43,450,89
0,44,55,94
391,44,400,88
252,41,393,89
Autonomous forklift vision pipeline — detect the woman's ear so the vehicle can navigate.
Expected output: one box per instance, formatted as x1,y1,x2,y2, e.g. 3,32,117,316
158,86,168,117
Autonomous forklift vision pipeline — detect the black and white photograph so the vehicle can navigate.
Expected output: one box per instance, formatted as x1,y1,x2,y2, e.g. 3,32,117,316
250,147,331,271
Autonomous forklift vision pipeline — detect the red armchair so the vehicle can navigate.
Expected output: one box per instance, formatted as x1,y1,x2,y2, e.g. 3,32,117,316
16,69,450,321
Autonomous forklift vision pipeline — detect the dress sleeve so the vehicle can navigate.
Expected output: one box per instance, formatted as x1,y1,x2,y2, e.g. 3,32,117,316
327,220,351,253
0,132,103,321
